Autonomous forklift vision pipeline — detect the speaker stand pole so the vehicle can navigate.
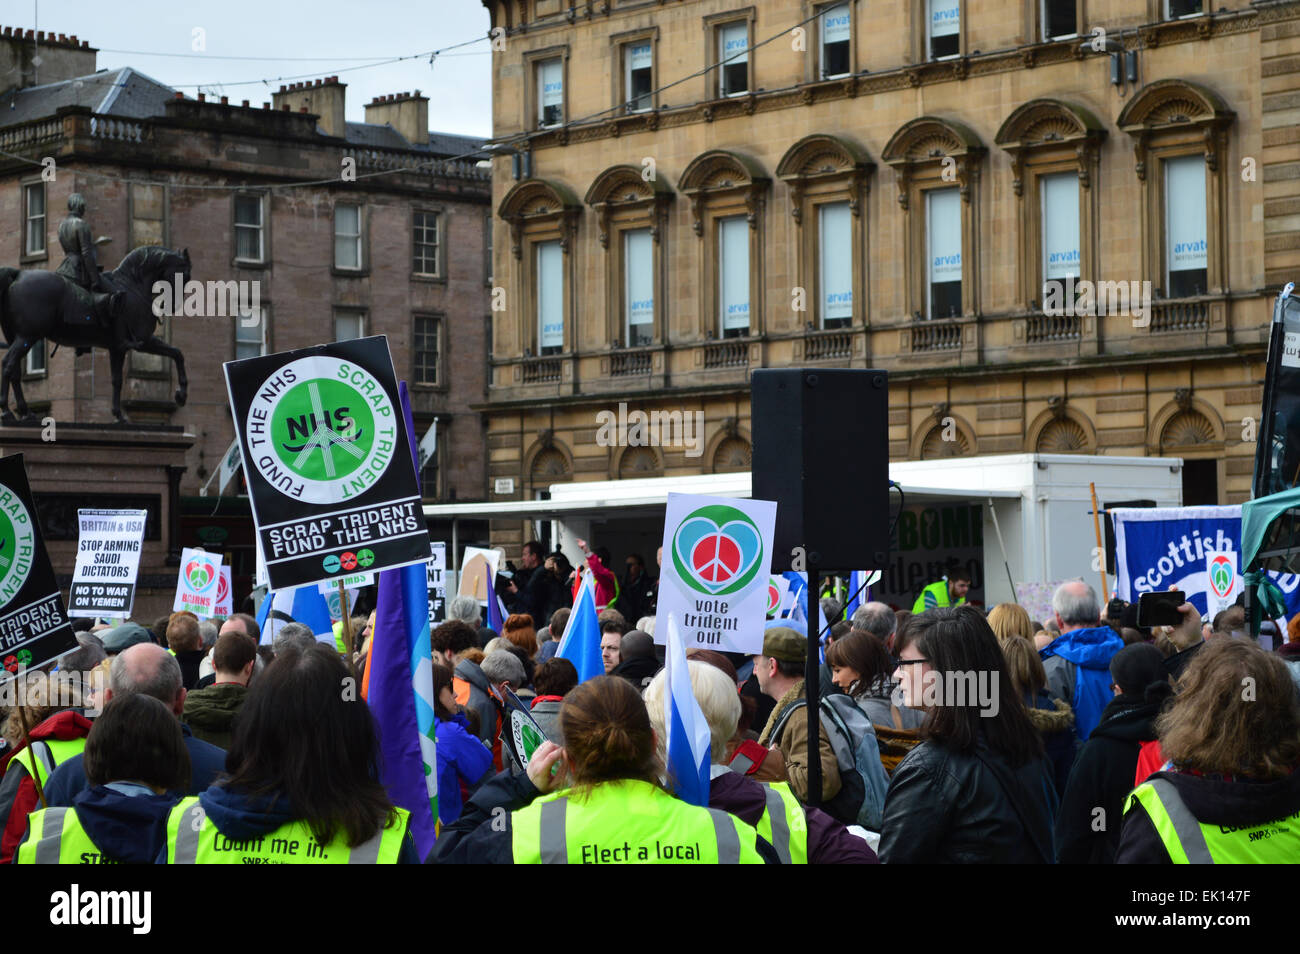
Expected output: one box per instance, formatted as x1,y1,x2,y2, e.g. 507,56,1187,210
805,565,822,809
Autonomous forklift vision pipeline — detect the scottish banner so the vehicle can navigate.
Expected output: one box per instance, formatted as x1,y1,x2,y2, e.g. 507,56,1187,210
1112,506,1300,623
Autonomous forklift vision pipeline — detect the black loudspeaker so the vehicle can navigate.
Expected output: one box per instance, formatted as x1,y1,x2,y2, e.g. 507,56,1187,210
752,369,890,572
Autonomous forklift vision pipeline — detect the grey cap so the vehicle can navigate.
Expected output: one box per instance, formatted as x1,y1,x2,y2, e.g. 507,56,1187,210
100,622,153,654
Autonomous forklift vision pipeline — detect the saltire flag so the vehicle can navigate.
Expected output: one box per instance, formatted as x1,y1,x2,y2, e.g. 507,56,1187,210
255,585,334,645
366,381,438,858
782,571,808,621
844,570,872,619
558,573,603,683
664,613,711,807
485,585,506,634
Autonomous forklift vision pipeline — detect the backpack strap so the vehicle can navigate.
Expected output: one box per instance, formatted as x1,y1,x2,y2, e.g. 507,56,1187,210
767,698,807,748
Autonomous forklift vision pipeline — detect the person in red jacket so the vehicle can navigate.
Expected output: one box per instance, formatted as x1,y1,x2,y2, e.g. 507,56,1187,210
0,677,93,863
571,538,617,612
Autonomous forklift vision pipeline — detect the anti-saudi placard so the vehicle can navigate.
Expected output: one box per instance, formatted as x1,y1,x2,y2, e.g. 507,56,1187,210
0,454,77,684
224,336,429,590
653,493,777,655
68,509,146,617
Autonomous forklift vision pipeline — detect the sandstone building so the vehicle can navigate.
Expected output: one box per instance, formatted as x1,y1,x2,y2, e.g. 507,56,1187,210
478,0,1300,556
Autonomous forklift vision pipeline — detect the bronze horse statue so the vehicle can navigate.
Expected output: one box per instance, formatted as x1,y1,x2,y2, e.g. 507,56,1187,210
0,246,190,425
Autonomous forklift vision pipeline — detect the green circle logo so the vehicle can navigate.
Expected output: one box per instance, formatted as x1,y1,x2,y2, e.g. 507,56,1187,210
0,489,35,608
247,356,396,504
511,710,547,767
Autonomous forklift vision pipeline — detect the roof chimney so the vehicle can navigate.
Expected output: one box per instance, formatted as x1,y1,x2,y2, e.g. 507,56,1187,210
364,89,429,148
270,75,346,136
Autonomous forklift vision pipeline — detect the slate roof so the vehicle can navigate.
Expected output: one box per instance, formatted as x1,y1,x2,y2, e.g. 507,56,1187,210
0,66,175,128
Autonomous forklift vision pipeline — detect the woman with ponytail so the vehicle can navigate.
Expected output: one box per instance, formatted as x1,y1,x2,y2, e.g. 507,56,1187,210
432,675,769,864
1054,642,1173,863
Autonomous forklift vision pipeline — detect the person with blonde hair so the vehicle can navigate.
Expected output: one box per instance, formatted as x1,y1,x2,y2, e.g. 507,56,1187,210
987,603,1035,643
643,660,875,864
0,671,89,863
433,675,768,864
1117,637,1300,862
1001,635,1074,797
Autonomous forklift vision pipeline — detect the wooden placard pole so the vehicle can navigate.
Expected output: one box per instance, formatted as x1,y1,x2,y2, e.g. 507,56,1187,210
1089,481,1109,600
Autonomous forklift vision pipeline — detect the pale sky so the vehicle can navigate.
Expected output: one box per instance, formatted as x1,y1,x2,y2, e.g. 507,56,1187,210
9,0,494,137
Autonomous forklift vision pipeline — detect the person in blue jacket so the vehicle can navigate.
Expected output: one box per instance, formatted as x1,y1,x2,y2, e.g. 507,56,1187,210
434,663,492,826
14,694,188,863
1040,582,1124,743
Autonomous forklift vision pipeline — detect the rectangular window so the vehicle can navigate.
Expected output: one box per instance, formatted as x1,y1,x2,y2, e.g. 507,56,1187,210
485,212,494,285
414,211,440,276
129,183,165,248
24,183,45,256
334,205,362,270
718,215,750,337
625,42,653,112
538,58,563,127
624,229,654,346
1166,0,1203,18
718,22,749,96
536,240,564,355
414,314,441,386
820,4,851,79
334,310,366,342
926,188,962,319
1165,155,1207,298
818,202,852,328
1042,0,1077,40
234,195,264,262
1041,172,1080,284
928,0,960,59
235,305,267,361
25,340,45,375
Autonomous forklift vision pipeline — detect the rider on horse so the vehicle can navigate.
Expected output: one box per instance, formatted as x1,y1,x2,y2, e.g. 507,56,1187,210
53,194,125,348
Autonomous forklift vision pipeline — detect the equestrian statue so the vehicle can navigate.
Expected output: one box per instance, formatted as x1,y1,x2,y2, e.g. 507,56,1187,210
0,193,189,425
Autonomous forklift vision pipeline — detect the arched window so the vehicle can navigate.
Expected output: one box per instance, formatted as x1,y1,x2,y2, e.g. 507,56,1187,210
995,99,1106,321
585,165,673,350
1117,80,1234,318
882,117,985,333
776,134,874,331
499,179,581,360
678,150,770,341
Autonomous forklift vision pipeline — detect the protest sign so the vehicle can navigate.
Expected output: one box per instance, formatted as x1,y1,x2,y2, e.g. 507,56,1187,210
1112,506,1300,623
324,587,357,622
215,565,233,617
458,546,500,602
68,509,146,618
174,548,223,617
765,575,791,620
224,336,429,590
316,571,372,594
1205,548,1242,617
0,455,77,683
498,683,549,771
428,542,446,626
653,493,777,654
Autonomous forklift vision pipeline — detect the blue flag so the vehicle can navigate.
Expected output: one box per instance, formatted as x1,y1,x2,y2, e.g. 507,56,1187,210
367,382,438,859
664,613,711,807
256,585,335,645
485,586,506,634
558,574,604,683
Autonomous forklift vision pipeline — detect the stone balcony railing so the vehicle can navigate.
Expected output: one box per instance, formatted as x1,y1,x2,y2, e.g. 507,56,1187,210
702,339,749,369
1025,313,1081,343
520,356,563,384
909,319,963,352
611,348,653,376
803,329,853,360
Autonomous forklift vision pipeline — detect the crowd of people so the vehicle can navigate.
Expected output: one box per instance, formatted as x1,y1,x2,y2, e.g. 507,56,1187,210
2,537,1298,864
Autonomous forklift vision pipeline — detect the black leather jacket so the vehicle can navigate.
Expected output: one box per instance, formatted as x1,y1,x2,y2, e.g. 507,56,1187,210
878,737,1058,863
